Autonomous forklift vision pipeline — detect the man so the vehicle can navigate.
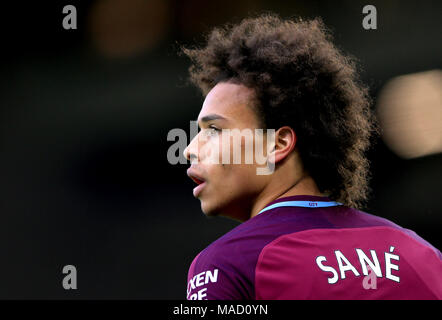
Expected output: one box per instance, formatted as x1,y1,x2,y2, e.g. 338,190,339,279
182,14,441,299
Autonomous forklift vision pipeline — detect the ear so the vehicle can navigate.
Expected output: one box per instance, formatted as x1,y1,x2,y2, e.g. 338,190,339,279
268,126,297,164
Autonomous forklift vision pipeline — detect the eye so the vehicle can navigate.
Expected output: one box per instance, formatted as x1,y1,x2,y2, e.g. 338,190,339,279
209,125,221,132
201,125,220,138
207,125,221,136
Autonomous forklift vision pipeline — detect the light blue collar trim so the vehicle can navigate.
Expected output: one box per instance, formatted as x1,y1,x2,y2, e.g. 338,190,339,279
258,200,342,215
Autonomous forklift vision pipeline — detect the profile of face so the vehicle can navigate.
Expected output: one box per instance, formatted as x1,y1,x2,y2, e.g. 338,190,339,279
184,82,272,221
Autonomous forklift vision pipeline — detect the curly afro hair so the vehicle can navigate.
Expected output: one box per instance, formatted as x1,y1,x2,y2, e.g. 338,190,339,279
181,13,379,209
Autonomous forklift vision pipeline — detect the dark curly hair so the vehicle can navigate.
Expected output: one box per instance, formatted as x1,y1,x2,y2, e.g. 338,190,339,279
181,14,379,209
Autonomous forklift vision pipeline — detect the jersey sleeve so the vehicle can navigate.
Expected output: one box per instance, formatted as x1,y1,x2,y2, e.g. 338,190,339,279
186,250,253,300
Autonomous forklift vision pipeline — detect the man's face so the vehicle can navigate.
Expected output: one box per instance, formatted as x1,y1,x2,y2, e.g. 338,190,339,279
184,82,270,221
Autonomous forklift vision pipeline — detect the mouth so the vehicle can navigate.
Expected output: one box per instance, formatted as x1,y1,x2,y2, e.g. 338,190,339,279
187,169,207,198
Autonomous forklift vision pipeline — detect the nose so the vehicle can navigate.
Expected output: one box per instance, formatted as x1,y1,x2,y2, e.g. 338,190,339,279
184,148,198,163
183,133,199,162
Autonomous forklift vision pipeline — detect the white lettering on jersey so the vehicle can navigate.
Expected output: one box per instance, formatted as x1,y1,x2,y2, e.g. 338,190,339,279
315,247,400,285
187,269,219,300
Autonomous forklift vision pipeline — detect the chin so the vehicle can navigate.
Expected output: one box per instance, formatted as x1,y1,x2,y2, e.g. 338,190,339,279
200,199,248,222
200,200,222,217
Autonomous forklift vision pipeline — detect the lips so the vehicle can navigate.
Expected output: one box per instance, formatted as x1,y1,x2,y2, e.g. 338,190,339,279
189,175,204,185
187,168,207,197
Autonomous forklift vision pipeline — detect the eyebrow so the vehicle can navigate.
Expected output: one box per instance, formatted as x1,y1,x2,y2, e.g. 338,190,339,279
199,114,228,123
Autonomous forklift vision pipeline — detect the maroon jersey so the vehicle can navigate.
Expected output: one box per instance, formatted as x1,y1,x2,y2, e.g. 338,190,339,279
187,195,442,299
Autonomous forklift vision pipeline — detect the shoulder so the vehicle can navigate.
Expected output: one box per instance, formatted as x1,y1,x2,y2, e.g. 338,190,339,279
194,216,272,277
187,215,286,299
345,208,441,258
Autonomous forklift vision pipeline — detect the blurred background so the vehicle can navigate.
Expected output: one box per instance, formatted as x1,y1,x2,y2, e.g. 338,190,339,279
0,0,440,299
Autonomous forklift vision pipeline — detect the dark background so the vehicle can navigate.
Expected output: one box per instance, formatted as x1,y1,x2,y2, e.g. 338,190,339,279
0,0,440,299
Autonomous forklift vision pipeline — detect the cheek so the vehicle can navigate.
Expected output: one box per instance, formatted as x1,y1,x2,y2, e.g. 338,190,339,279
202,130,265,166
198,135,223,165
219,131,257,165
203,133,265,193
213,163,258,194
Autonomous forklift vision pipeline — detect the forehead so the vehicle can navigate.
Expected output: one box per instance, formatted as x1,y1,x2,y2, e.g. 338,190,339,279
198,82,259,126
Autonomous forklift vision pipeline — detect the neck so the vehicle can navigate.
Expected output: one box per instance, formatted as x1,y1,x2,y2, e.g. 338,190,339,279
249,174,324,219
